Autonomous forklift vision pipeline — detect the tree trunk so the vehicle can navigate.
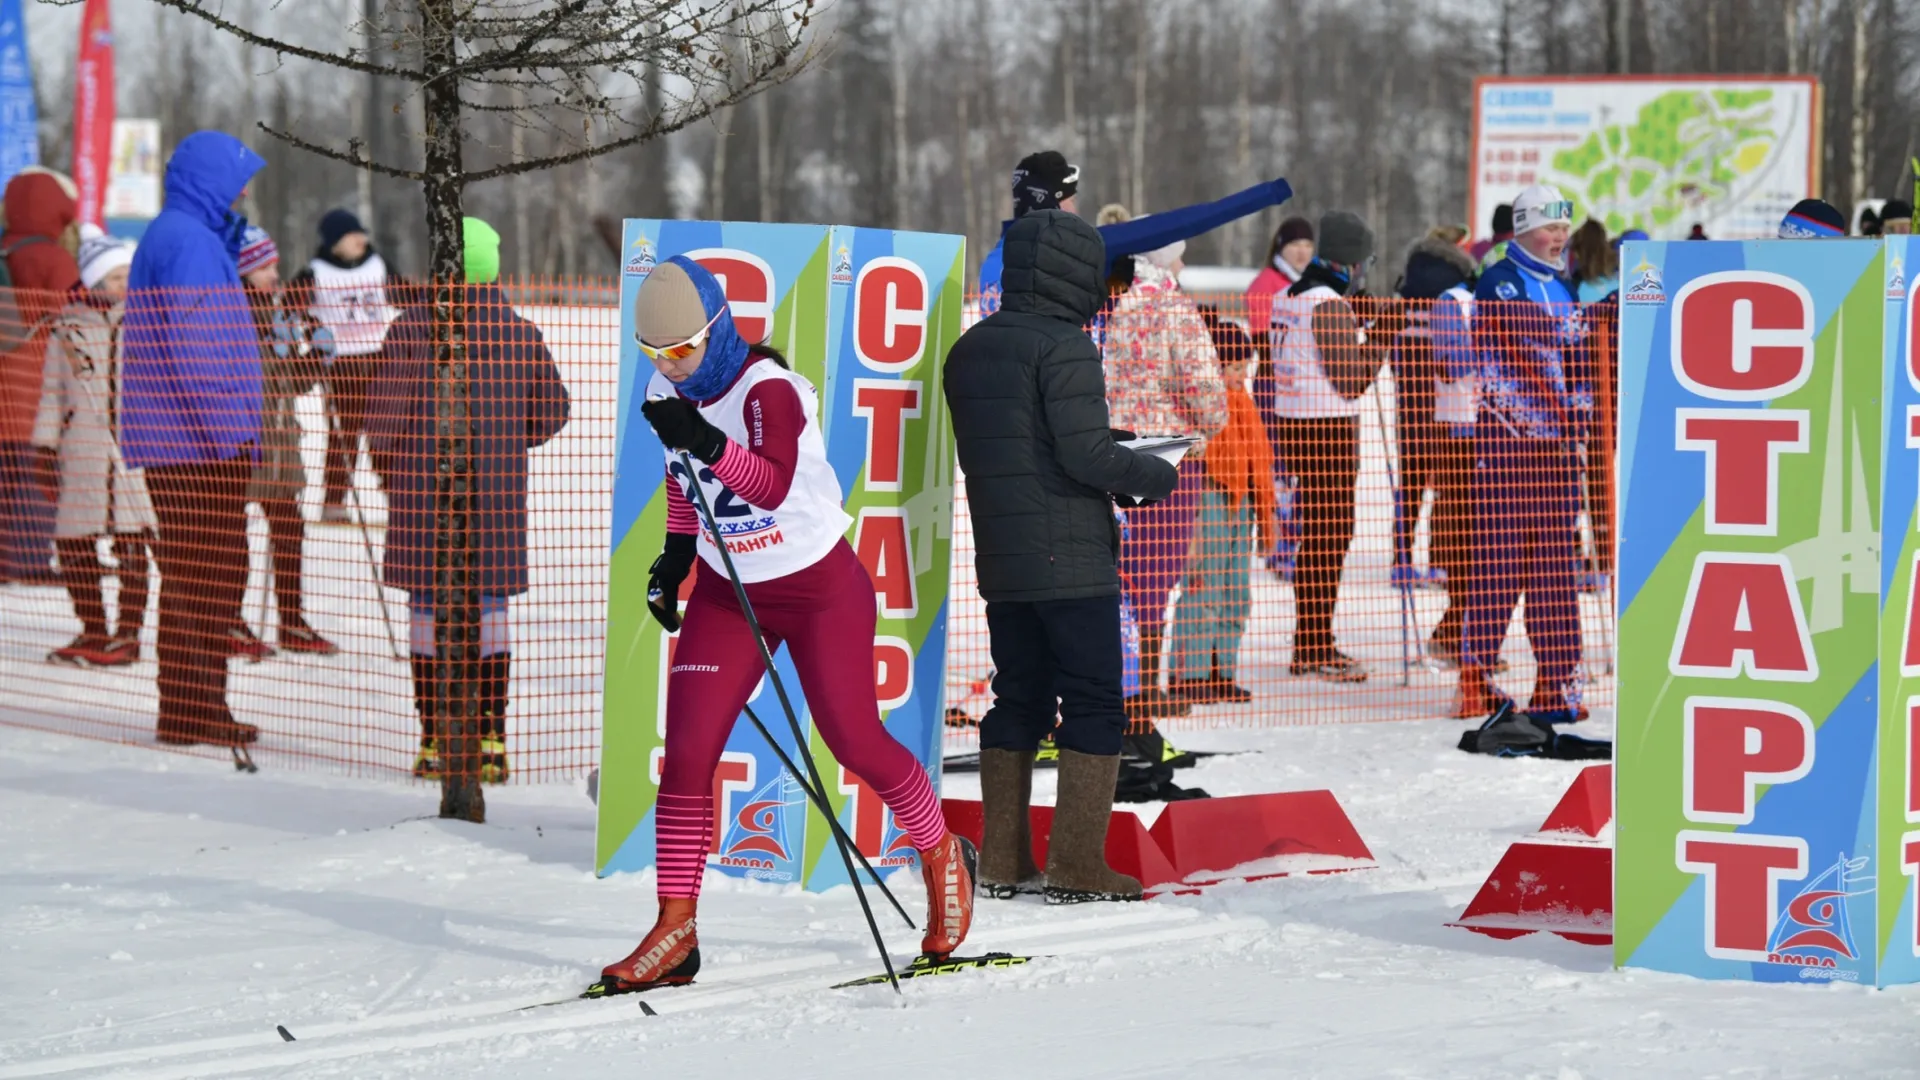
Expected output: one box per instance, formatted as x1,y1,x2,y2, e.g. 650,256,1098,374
1707,2,1719,71
755,92,774,222
1232,14,1252,264
1614,0,1631,74
1784,0,1801,74
1129,0,1148,213
1498,0,1514,76
418,0,482,824
708,108,729,219
1848,0,1870,209
958,82,978,278
1060,15,1076,162
891,18,911,230
512,87,530,279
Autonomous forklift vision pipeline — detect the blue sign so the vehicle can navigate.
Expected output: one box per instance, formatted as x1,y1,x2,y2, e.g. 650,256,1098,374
0,0,38,183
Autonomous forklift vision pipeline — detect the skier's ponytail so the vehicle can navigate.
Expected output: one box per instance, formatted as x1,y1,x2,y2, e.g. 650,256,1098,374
747,343,790,370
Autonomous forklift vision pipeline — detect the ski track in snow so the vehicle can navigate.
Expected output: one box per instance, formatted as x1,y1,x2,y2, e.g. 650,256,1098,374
3,720,1918,1079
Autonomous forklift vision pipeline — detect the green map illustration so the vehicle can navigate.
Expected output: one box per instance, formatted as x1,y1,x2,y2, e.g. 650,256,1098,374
1551,89,1788,234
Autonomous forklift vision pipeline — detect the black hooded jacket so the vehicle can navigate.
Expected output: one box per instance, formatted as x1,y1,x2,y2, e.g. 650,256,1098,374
943,211,1177,603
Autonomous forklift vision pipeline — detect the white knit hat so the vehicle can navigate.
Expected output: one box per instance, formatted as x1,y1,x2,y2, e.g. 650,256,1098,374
1512,184,1574,236
79,232,134,289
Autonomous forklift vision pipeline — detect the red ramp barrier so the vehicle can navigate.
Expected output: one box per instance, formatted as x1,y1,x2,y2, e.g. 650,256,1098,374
1539,764,1612,838
942,790,1374,895
1448,766,1614,944
1148,791,1374,886
1447,841,1612,944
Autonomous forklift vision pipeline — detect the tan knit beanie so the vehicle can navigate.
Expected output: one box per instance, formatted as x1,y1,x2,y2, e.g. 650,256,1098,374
633,261,710,343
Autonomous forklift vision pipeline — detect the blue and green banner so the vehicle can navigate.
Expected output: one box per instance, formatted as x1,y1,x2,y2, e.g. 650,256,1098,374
1615,237,1910,985
595,220,965,890
1879,234,1920,984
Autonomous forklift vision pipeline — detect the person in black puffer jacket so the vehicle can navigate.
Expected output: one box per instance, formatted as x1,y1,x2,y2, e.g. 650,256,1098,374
944,209,1175,904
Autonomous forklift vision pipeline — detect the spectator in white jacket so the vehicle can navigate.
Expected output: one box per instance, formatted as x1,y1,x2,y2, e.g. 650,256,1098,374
31,228,154,666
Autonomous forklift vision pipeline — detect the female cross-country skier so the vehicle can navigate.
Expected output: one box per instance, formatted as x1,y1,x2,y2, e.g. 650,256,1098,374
597,256,974,993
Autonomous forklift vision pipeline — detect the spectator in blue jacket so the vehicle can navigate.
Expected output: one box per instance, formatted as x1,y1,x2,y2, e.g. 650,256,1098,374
120,130,267,750
976,150,1292,315
1454,183,1589,723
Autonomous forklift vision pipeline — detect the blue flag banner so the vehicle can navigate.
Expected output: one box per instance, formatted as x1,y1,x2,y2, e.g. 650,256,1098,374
0,0,37,182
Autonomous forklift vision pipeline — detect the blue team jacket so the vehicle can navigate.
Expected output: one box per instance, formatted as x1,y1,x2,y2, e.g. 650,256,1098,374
1466,242,1585,441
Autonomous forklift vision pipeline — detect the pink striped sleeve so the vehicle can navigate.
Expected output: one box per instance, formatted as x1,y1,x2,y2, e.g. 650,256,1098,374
664,463,699,535
708,378,803,508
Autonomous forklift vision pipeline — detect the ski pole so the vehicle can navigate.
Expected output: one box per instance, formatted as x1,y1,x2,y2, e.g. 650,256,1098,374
675,449,900,994
324,382,406,661
1369,382,1417,686
740,702,916,930
1574,443,1614,678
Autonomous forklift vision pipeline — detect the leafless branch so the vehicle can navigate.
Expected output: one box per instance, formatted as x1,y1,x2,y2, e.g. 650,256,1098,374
142,0,424,80
256,121,425,181
463,35,813,183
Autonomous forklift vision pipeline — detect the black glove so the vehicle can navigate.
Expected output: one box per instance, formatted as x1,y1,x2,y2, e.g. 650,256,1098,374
1109,428,1137,442
647,533,697,633
642,396,728,465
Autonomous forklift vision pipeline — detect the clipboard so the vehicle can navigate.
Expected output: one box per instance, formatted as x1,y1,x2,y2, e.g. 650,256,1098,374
1118,435,1196,468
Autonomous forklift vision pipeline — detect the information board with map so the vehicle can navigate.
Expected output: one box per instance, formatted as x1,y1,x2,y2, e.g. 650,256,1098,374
1471,75,1820,241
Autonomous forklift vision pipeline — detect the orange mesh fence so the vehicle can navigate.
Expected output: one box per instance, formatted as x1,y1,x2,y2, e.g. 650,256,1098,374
0,280,1614,779
943,288,1616,739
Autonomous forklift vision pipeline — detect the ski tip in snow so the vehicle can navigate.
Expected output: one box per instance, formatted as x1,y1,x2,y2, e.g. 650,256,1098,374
831,952,1033,989
639,1000,658,1016
275,1024,295,1042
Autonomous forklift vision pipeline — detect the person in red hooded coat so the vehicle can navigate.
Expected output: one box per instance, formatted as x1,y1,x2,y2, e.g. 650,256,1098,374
0,167,81,584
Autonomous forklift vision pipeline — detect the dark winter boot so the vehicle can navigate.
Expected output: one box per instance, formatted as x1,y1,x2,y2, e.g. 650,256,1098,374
1208,657,1254,705
977,748,1043,898
917,832,977,959
1526,677,1589,724
596,897,700,994
1044,748,1143,904
1455,662,1502,719
478,653,510,784
409,655,441,779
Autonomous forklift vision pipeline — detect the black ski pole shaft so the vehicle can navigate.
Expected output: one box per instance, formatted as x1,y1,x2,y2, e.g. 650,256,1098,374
675,450,900,994
740,702,916,930
324,383,405,661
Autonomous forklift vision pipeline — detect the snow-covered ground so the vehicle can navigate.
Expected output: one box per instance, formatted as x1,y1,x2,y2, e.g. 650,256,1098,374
5,713,1916,1080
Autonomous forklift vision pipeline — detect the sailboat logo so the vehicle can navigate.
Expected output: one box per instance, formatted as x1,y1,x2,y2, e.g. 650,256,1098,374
718,772,806,874
1765,853,1871,971
623,231,658,279
1623,258,1665,304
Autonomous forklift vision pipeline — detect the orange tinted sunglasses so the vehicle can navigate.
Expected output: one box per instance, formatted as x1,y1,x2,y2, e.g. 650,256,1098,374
637,309,724,363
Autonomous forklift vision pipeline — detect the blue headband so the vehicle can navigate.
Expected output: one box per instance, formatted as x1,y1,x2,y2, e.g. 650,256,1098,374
664,256,751,401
